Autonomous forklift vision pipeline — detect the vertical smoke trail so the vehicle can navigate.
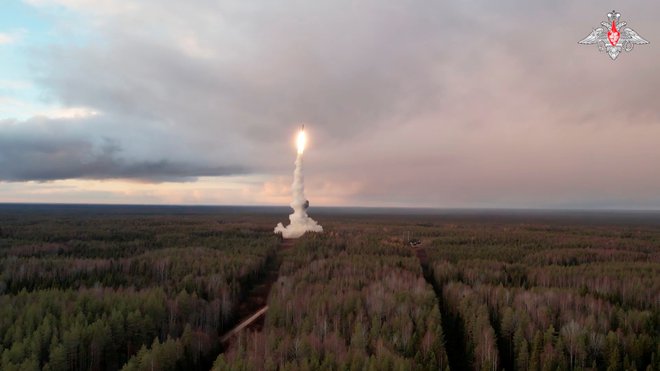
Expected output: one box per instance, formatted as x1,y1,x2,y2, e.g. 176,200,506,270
274,129,323,239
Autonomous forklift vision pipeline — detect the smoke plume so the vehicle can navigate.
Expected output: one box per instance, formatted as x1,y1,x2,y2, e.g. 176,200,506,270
274,130,323,238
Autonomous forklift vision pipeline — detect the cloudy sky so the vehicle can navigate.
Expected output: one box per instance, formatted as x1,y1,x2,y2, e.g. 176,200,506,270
0,0,659,208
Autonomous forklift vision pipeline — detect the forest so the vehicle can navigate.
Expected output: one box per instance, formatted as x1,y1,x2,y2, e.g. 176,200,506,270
214,231,449,370
0,206,658,370
0,207,279,370
215,215,659,371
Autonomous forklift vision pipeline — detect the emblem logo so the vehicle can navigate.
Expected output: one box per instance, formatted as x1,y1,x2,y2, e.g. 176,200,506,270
579,10,648,60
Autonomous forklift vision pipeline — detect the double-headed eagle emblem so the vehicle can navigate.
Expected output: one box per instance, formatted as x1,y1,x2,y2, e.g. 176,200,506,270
579,10,648,60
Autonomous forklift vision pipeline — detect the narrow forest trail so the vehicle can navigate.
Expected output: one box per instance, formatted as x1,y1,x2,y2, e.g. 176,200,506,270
219,239,294,346
414,246,471,371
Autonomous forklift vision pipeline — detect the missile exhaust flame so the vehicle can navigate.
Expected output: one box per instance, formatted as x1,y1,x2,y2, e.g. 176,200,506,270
297,129,306,155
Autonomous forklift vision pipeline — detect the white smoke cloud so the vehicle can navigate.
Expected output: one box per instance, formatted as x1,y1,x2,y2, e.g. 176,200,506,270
274,136,323,239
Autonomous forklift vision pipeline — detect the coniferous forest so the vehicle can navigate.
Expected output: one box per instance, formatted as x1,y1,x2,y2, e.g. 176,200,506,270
0,205,658,370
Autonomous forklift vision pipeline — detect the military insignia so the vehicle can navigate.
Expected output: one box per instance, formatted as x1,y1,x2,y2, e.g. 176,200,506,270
579,10,648,60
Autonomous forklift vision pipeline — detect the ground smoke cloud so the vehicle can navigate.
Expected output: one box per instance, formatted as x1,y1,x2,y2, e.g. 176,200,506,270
274,145,323,239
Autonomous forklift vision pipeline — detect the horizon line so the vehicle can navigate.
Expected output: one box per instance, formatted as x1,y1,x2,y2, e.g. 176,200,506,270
0,202,659,213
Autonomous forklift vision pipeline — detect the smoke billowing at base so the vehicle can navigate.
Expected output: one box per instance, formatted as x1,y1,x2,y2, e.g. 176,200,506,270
274,128,323,239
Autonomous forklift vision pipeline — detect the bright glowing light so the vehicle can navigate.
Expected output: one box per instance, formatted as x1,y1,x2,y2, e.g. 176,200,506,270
297,129,306,154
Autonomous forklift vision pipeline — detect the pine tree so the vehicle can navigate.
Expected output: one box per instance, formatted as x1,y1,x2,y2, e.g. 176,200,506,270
516,339,529,371
529,331,543,371
605,332,620,371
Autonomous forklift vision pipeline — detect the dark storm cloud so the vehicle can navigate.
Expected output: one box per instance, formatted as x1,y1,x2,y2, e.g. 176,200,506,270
0,118,245,182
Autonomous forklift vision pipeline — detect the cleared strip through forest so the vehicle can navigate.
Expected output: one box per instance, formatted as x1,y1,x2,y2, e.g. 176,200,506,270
218,239,294,347
414,246,472,371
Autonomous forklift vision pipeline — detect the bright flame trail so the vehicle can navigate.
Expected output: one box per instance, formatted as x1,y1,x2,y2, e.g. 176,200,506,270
274,127,323,239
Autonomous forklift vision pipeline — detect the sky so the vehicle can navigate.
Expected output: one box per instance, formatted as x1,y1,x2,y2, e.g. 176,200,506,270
0,0,659,209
